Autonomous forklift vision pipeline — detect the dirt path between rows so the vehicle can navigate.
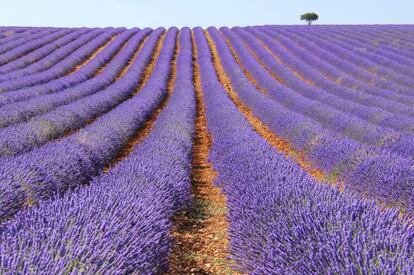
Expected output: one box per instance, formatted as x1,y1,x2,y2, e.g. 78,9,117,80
167,32,240,275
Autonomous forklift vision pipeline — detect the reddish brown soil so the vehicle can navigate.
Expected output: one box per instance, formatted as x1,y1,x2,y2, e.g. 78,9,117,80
167,32,242,275
221,35,267,94
255,36,315,86
238,35,287,85
113,35,150,79
66,34,119,76
104,33,176,172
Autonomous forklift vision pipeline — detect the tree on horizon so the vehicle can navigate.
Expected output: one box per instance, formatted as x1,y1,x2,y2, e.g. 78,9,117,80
301,12,319,25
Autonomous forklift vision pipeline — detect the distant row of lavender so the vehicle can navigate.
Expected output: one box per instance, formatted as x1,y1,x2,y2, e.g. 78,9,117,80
0,28,134,107
270,27,414,97
0,28,98,80
298,26,414,85
0,28,44,48
247,28,414,119
0,28,59,56
0,28,90,74
262,28,414,107
0,27,31,37
0,28,124,92
0,29,72,67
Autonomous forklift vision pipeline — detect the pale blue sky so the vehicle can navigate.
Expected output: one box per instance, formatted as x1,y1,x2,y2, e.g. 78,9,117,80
1,0,413,28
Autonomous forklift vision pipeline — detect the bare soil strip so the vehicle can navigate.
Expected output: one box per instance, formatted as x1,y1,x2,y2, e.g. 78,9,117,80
254,35,316,86
61,33,166,139
167,32,240,275
101,35,149,79
234,34,286,85
221,36,267,94
205,31,328,183
66,34,119,76
104,33,177,171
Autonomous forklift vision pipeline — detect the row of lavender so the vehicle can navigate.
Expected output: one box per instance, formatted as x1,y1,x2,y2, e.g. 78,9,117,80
194,27,414,273
0,27,197,273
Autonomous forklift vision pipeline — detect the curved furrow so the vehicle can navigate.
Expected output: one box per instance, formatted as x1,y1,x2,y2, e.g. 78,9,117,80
208,28,326,181
65,32,121,76
0,28,195,274
0,29,120,93
0,28,60,55
0,29,72,66
58,31,166,139
102,32,175,171
0,28,91,74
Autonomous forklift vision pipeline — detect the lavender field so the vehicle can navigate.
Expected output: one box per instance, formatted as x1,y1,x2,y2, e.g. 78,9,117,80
0,25,414,274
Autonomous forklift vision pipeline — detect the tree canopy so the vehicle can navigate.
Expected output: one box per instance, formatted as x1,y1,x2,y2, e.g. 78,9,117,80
300,13,319,25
